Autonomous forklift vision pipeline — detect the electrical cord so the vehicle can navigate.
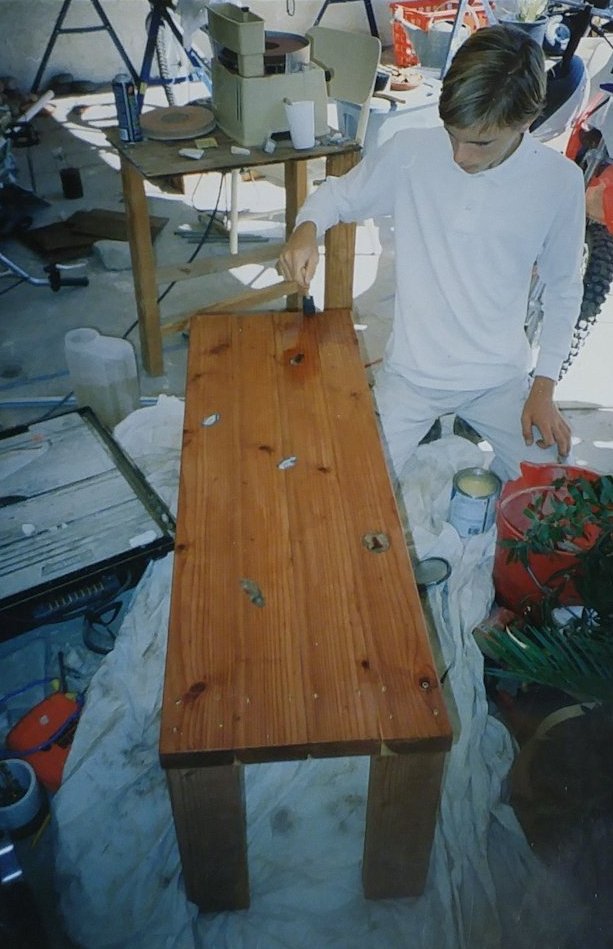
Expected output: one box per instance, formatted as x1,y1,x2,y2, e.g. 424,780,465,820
0,279,25,296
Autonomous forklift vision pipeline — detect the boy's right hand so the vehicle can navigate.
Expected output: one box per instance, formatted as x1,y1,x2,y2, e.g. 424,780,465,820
277,221,319,294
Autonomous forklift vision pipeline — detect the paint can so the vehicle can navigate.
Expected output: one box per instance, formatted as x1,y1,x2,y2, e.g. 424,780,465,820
449,466,501,538
112,73,143,143
413,557,451,593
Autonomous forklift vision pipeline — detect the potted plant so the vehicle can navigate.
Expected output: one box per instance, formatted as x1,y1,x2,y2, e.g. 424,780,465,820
476,471,613,703
498,0,550,46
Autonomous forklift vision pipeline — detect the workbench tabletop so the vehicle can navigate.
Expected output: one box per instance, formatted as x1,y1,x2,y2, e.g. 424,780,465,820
106,127,360,179
160,309,451,768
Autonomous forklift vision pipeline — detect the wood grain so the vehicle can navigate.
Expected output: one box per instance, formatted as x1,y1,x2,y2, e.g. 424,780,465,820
362,750,447,899
166,766,249,911
120,155,163,375
160,309,452,768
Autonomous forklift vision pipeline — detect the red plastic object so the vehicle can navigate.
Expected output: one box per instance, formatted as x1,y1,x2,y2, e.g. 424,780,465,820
493,462,601,614
6,692,81,793
390,0,490,67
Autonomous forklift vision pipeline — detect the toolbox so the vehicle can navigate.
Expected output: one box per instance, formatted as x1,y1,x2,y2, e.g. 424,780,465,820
0,407,175,639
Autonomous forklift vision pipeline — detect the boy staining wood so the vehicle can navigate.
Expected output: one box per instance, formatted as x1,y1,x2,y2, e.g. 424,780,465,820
278,25,585,481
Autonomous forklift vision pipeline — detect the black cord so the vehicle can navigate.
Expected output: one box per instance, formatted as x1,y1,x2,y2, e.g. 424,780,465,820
0,278,25,295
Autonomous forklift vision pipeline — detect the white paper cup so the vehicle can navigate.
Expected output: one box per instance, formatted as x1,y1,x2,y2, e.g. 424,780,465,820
284,100,315,150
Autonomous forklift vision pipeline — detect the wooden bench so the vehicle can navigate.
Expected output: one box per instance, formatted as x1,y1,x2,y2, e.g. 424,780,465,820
159,308,452,911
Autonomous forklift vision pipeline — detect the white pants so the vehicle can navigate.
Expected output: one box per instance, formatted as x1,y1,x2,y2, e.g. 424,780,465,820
373,367,565,482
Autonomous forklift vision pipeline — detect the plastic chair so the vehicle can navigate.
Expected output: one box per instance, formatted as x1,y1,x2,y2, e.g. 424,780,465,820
306,27,382,147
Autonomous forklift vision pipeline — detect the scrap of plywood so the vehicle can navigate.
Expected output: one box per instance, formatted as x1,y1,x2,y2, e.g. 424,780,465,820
18,208,168,262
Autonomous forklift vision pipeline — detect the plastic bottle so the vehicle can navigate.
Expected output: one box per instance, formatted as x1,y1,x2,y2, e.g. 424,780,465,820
64,328,140,430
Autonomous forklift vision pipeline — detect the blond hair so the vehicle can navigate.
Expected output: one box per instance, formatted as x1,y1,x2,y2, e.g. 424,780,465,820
439,24,546,130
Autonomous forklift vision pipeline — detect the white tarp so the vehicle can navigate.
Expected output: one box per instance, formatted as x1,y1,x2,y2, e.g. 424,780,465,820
53,396,579,948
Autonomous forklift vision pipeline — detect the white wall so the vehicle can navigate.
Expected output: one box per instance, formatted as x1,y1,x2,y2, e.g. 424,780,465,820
0,0,394,91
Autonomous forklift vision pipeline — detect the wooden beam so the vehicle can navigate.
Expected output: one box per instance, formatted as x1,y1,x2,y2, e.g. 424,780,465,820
324,151,360,310
160,280,298,336
155,242,285,285
285,159,309,311
362,750,446,899
166,766,250,911
120,156,163,375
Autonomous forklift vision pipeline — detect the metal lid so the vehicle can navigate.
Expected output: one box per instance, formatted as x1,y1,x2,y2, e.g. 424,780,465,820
413,557,451,591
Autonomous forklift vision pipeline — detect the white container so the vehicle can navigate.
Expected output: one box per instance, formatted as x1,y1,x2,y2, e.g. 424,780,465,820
64,327,140,429
284,100,315,150
0,759,44,833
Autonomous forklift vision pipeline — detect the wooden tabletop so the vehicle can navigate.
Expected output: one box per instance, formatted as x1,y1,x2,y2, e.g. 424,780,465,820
106,126,360,180
160,309,452,768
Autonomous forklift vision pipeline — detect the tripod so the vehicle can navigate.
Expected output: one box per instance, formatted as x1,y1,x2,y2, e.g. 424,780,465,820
313,0,380,38
136,0,212,111
30,0,138,94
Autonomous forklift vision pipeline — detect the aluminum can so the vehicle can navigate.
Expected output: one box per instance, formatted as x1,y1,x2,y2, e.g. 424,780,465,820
112,73,143,143
413,556,451,592
449,466,501,538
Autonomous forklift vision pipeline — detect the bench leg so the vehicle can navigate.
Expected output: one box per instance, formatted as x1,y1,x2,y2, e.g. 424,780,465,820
362,750,446,899
166,764,250,911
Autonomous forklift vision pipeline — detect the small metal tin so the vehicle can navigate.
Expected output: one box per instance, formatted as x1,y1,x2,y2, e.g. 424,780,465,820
413,557,451,592
449,466,501,538
112,73,143,144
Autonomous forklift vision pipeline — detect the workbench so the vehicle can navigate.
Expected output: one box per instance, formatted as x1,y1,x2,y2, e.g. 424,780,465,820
160,307,453,912
106,129,360,376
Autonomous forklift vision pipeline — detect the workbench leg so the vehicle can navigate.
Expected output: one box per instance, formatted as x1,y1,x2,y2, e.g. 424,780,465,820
166,765,250,912
324,151,359,310
284,159,309,311
362,750,446,899
120,156,164,376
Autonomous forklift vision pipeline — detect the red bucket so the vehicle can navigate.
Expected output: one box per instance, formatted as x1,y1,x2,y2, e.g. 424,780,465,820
493,462,601,614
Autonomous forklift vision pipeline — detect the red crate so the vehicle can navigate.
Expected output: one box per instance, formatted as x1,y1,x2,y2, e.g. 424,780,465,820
390,1,491,67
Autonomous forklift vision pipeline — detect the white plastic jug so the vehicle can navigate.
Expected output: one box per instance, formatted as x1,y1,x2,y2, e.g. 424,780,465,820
64,327,140,429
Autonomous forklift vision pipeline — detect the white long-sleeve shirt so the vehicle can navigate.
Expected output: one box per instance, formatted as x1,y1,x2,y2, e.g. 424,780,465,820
296,126,585,389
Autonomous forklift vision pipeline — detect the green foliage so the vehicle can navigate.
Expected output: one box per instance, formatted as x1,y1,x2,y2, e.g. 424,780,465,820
481,474,613,702
501,474,613,620
480,617,613,703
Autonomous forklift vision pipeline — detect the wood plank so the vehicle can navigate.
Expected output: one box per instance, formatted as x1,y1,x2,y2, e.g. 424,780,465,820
155,242,285,285
285,159,309,311
159,281,298,337
324,152,359,310
362,750,447,899
107,127,360,181
160,309,451,767
311,313,448,748
120,156,163,376
166,766,249,911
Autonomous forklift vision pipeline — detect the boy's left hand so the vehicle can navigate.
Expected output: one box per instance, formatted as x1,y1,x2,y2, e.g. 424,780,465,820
522,375,572,459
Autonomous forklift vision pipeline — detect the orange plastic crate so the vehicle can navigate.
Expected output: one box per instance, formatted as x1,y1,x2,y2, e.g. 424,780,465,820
390,1,491,67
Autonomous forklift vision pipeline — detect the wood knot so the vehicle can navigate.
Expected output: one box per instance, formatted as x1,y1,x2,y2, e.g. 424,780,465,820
362,532,390,553
184,681,207,703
